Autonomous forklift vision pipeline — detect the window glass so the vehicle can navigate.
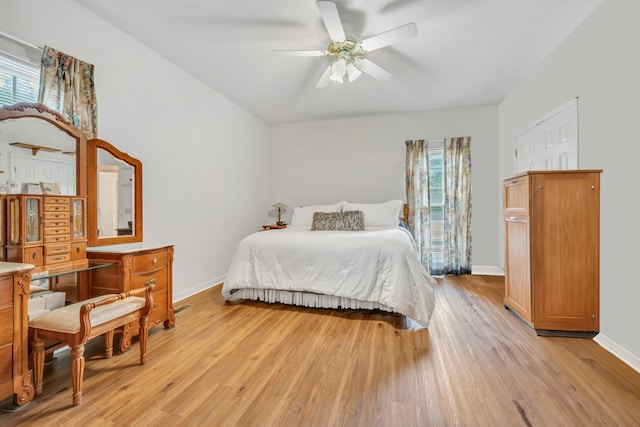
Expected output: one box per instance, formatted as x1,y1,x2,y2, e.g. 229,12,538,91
428,147,445,274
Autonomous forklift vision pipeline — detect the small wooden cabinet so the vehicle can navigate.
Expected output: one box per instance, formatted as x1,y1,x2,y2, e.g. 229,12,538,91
503,170,601,334
87,243,175,351
4,195,88,273
0,262,34,409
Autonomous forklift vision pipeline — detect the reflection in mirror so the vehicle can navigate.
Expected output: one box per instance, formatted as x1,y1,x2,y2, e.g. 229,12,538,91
96,148,134,238
88,138,142,246
0,103,87,196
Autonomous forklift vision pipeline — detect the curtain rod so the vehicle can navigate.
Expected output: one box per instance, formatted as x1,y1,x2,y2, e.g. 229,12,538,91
0,31,43,51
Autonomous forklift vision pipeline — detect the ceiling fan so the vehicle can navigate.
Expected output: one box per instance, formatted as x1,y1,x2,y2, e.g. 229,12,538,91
274,1,418,88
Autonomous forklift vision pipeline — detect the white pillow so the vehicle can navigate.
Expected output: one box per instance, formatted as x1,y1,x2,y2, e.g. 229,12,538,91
290,202,344,227
342,200,403,228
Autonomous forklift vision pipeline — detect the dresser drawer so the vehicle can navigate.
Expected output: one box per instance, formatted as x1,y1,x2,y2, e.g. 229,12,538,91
44,211,70,221
23,247,43,267
0,306,13,345
149,291,168,326
44,196,69,205
45,243,71,256
132,251,168,273
132,268,167,292
44,219,69,228
44,203,70,213
46,252,71,265
71,242,87,260
44,226,71,237
0,345,12,398
44,234,70,244
0,277,12,306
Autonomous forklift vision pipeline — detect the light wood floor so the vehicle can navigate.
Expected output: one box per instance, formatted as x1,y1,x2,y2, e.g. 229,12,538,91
3,275,640,426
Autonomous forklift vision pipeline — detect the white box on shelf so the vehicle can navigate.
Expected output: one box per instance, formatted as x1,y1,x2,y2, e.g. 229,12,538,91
42,292,66,310
28,295,47,313
28,309,50,321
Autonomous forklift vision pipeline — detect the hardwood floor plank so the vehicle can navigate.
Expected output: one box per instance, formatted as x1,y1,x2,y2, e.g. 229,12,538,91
2,275,640,426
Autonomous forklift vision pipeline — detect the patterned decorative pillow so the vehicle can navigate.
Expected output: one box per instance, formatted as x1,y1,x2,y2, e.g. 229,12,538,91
310,210,365,231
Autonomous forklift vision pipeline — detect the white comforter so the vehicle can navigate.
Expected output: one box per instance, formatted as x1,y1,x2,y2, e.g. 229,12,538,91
223,227,436,327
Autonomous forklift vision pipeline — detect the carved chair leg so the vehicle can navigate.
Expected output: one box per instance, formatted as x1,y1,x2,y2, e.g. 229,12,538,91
70,344,85,406
139,316,148,365
104,330,115,358
31,336,45,395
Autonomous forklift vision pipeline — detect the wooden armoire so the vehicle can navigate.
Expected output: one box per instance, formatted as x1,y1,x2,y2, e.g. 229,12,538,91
503,170,602,334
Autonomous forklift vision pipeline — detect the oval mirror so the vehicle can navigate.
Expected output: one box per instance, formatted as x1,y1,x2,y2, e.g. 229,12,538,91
87,138,142,246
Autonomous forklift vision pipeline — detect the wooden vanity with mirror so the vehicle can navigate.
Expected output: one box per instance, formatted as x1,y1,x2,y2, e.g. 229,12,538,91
86,137,174,352
0,103,174,409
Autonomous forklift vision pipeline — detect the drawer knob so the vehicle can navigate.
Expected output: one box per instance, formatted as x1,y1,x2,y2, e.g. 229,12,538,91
152,259,158,265
32,253,38,259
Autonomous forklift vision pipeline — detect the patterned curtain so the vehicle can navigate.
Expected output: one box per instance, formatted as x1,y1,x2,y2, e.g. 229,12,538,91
405,140,432,272
443,137,472,274
38,46,98,139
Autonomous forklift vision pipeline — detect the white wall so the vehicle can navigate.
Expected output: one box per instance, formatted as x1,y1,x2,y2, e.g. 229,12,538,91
1,0,272,301
498,0,640,365
270,105,500,268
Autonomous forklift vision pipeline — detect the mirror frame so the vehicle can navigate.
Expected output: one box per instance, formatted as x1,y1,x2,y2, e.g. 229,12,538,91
87,138,143,246
0,102,87,196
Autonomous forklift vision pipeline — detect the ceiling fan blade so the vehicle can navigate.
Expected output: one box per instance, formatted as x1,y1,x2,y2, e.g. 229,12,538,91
273,50,329,57
355,58,392,81
315,65,333,88
359,22,418,52
317,1,346,42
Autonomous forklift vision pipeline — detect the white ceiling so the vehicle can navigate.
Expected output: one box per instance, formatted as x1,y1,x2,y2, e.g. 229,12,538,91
75,0,601,125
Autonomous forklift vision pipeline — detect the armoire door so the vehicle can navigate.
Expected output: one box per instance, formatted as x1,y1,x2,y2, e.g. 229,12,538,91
530,172,600,331
504,215,532,324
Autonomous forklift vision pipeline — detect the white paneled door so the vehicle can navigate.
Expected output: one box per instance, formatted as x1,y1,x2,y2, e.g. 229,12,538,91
515,98,578,172
11,153,75,194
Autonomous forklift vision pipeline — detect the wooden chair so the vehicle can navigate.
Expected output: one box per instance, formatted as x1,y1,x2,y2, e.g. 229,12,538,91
29,281,155,406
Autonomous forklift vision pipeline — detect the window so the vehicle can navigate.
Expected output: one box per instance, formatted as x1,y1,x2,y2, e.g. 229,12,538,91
427,142,445,274
406,137,472,276
0,52,40,107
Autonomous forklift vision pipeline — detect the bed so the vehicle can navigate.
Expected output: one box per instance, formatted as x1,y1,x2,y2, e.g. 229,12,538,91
222,200,436,327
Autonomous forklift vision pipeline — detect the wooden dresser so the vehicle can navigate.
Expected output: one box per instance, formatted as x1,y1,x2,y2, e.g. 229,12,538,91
0,262,34,409
503,170,601,334
86,243,175,351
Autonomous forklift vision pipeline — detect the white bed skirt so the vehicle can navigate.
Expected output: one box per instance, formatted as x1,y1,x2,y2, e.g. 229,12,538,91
227,288,395,313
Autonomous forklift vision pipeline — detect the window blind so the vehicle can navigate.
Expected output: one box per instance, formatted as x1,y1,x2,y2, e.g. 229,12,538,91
0,51,40,107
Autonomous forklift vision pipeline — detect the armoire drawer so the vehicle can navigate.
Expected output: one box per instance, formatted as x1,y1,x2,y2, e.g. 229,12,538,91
504,175,529,211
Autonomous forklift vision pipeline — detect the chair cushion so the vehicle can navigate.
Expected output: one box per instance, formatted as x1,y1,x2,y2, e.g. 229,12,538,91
29,294,146,334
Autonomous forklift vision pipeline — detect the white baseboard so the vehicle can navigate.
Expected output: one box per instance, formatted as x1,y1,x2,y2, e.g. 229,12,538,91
594,334,640,373
472,265,504,276
174,276,224,303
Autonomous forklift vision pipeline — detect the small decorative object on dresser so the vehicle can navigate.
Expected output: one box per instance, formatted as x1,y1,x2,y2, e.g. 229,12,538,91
86,243,175,352
39,182,61,195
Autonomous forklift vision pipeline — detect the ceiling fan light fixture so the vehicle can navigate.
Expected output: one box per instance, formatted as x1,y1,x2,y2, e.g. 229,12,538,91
332,58,347,77
346,62,362,82
296,1,418,89
329,72,344,84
